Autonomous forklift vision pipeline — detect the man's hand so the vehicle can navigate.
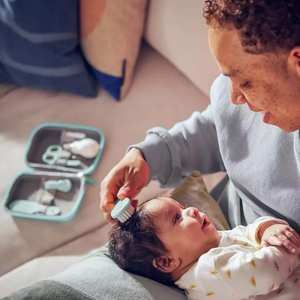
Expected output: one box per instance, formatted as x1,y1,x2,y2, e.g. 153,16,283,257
100,148,150,223
259,221,300,254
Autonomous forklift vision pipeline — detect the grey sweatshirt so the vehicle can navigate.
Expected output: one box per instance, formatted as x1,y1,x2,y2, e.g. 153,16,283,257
132,75,300,232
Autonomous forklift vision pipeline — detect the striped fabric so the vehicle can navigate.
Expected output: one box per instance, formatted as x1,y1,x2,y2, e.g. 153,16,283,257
0,0,96,97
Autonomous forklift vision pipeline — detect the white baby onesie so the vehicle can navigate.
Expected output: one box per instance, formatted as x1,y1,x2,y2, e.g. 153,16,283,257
175,217,300,300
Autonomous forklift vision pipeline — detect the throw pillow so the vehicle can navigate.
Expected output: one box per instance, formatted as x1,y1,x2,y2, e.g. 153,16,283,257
80,0,148,101
0,0,97,97
171,171,230,230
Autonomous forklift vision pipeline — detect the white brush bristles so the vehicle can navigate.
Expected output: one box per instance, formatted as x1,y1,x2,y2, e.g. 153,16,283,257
118,204,135,223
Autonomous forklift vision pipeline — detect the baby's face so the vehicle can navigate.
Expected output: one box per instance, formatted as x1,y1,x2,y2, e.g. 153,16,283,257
144,197,220,265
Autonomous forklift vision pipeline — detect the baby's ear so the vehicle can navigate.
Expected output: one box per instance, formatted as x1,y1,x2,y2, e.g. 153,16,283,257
152,256,179,273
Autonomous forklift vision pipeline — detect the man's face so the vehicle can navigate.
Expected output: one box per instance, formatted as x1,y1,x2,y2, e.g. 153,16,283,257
208,27,300,132
145,197,220,265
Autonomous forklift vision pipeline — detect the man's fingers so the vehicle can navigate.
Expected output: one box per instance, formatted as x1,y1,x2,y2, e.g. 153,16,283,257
117,171,147,199
100,188,115,212
267,233,298,254
99,148,150,223
117,183,138,200
104,211,117,224
286,228,300,247
100,172,121,208
282,238,297,254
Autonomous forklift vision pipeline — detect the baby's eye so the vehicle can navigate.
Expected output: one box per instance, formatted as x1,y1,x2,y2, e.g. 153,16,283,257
174,213,181,224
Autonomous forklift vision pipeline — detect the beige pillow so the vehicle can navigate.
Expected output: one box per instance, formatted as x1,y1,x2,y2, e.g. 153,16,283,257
171,171,230,231
80,0,148,100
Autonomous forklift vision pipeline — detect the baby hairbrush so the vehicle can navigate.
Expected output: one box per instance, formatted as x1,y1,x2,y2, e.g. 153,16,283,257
111,198,135,223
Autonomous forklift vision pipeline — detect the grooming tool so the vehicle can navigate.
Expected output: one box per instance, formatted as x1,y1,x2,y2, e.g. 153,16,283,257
38,177,56,205
55,158,82,168
44,179,72,193
9,200,60,216
63,138,99,159
65,159,82,167
42,145,63,165
60,150,72,159
111,198,135,223
39,190,55,205
60,130,86,143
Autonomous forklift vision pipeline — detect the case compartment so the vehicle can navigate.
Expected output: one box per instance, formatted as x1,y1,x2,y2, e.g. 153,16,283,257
2,122,105,222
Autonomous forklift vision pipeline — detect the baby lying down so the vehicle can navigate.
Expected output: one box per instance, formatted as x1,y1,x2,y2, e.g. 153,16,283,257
109,197,300,300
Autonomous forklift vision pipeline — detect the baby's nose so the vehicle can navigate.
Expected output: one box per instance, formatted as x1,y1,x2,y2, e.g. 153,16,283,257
185,207,197,218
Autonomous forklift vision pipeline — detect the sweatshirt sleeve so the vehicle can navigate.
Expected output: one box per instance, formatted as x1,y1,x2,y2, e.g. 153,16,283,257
129,107,225,188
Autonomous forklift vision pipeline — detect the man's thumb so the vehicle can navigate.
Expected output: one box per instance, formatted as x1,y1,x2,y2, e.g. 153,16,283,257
117,184,132,199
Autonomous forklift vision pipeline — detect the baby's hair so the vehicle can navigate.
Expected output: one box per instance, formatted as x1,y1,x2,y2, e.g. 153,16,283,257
108,199,173,285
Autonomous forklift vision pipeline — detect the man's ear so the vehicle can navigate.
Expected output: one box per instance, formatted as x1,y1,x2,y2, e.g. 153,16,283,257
288,46,300,78
152,255,180,273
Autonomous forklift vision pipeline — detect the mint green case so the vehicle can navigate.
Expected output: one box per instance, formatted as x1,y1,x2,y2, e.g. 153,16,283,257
2,122,105,222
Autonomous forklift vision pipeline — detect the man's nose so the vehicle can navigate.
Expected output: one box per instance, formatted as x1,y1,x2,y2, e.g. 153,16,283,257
230,85,246,105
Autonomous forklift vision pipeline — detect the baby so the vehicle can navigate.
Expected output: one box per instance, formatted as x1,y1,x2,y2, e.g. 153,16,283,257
109,197,300,300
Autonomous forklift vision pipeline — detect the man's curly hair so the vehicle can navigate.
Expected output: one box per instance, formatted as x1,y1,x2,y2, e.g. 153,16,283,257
203,0,300,54
108,200,173,286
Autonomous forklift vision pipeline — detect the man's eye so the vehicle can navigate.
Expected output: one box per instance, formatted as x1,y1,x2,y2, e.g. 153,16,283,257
240,81,251,89
174,214,181,223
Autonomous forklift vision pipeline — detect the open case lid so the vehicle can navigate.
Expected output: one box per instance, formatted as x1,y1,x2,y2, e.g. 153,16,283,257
25,122,105,176
2,122,105,222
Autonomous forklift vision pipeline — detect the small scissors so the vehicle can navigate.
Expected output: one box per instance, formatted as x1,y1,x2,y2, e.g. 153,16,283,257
42,145,63,165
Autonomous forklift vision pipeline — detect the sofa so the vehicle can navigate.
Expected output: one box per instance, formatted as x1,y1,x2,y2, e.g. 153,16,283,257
0,0,225,298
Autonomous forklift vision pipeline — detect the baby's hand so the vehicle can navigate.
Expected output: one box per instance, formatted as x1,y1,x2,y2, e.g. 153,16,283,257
261,223,300,254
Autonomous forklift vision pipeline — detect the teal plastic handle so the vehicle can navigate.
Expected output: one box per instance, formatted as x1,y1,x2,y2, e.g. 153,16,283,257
9,200,61,216
44,179,72,192
111,198,135,223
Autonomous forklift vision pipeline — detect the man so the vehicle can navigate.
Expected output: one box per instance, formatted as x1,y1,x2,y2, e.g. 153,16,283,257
100,0,300,233
205,0,300,131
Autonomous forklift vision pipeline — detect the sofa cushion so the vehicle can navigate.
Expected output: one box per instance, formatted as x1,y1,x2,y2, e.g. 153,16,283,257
0,0,96,97
3,248,186,300
171,171,230,231
144,0,220,97
80,0,147,100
